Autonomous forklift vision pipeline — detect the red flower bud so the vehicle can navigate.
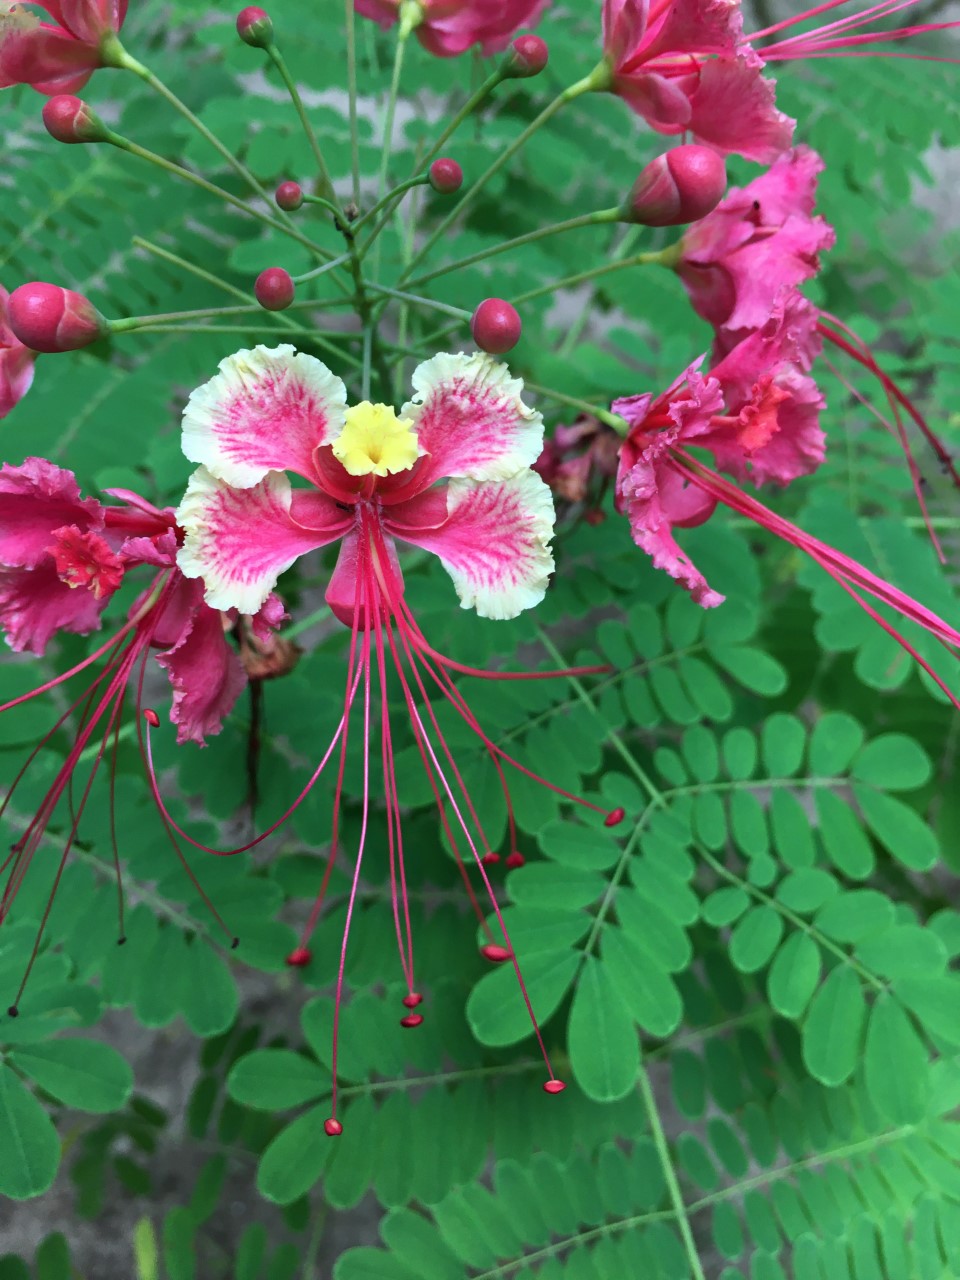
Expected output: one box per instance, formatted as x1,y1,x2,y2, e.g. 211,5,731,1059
236,5,273,46
8,283,107,354
429,158,463,195
275,180,304,211
506,34,549,78
42,95,109,145
471,298,521,355
255,267,295,312
626,145,727,228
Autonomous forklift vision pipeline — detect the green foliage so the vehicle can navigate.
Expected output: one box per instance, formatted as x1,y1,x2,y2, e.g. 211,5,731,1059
1,0,959,1276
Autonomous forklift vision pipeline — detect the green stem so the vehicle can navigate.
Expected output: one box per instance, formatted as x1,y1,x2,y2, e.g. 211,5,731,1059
266,43,337,203
292,253,356,285
354,175,429,234
378,28,411,205
524,381,626,433
400,68,607,285
420,64,507,171
105,131,340,266
407,207,622,289
637,1068,708,1280
345,0,361,207
365,282,472,320
284,605,332,640
511,248,670,306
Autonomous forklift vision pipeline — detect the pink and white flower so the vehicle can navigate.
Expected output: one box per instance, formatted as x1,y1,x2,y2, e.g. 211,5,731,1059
0,285,35,420
167,343,623,1127
600,0,794,162
0,0,127,95
354,0,549,57
677,146,836,336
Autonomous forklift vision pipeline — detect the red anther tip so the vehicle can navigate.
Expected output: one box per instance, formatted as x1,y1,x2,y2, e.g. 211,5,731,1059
543,1079,566,1095
7,1006,19,1019
324,1118,343,1137
584,509,607,526
604,807,626,827
480,944,512,964
230,938,240,950
255,267,295,312
143,708,160,728
117,936,127,947
471,298,522,355
505,852,525,869
285,946,312,967
481,851,501,867
402,993,423,1008
400,1013,424,1028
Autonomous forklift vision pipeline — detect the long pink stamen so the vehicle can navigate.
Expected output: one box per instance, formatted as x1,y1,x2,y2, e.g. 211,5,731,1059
326,556,375,1134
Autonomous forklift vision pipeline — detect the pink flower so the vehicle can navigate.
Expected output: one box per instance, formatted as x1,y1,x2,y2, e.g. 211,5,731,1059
0,285,35,420
601,0,794,162
613,364,960,708
0,0,127,94
705,291,826,488
677,146,836,335
354,0,548,57
169,343,624,1126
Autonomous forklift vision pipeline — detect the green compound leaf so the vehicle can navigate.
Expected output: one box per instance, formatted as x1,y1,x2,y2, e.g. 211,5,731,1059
227,1049,329,1111
802,965,868,1087
568,956,639,1102
0,1063,60,1200
257,1102,334,1206
10,1039,133,1113
863,995,930,1125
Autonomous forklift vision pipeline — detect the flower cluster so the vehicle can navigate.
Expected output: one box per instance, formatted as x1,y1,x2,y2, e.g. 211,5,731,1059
1,0,957,1136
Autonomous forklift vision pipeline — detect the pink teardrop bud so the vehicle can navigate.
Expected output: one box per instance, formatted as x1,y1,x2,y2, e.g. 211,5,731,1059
505,852,525,869
480,943,512,964
237,5,273,46
471,298,521,355
400,1013,424,1028
255,267,295,312
285,946,312,967
604,807,626,828
143,708,160,728
506,34,548,78
402,992,423,1009
625,145,727,227
324,1118,343,1137
275,181,304,211
8,283,107,354
42,95,108,145
543,1079,566,1094
429,158,463,195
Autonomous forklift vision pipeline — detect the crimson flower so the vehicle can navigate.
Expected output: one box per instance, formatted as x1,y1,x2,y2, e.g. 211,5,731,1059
0,0,127,95
0,285,35,420
600,0,794,162
354,0,548,57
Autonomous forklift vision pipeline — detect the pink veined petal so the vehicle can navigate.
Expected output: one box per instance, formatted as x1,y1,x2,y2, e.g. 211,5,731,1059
176,467,352,615
418,0,550,55
0,19,100,94
387,470,556,620
0,343,35,419
326,524,405,627
58,0,124,42
400,351,544,491
49,525,125,598
0,559,107,654
0,457,103,569
354,0,400,28
252,592,288,642
612,66,695,130
603,0,649,64
155,580,247,747
181,344,348,490
687,55,796,162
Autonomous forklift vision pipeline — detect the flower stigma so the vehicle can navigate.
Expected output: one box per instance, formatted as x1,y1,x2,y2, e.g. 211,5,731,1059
333,402,422,478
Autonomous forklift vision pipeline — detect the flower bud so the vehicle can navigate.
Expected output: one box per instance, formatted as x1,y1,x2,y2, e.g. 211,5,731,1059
8,283,108,354
236,5,273,46
505,34,549,78
428,158,463,195
275,180,304,211
41,95,109,145
471,298,521,355
625,145,727,227
255,267,295,312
